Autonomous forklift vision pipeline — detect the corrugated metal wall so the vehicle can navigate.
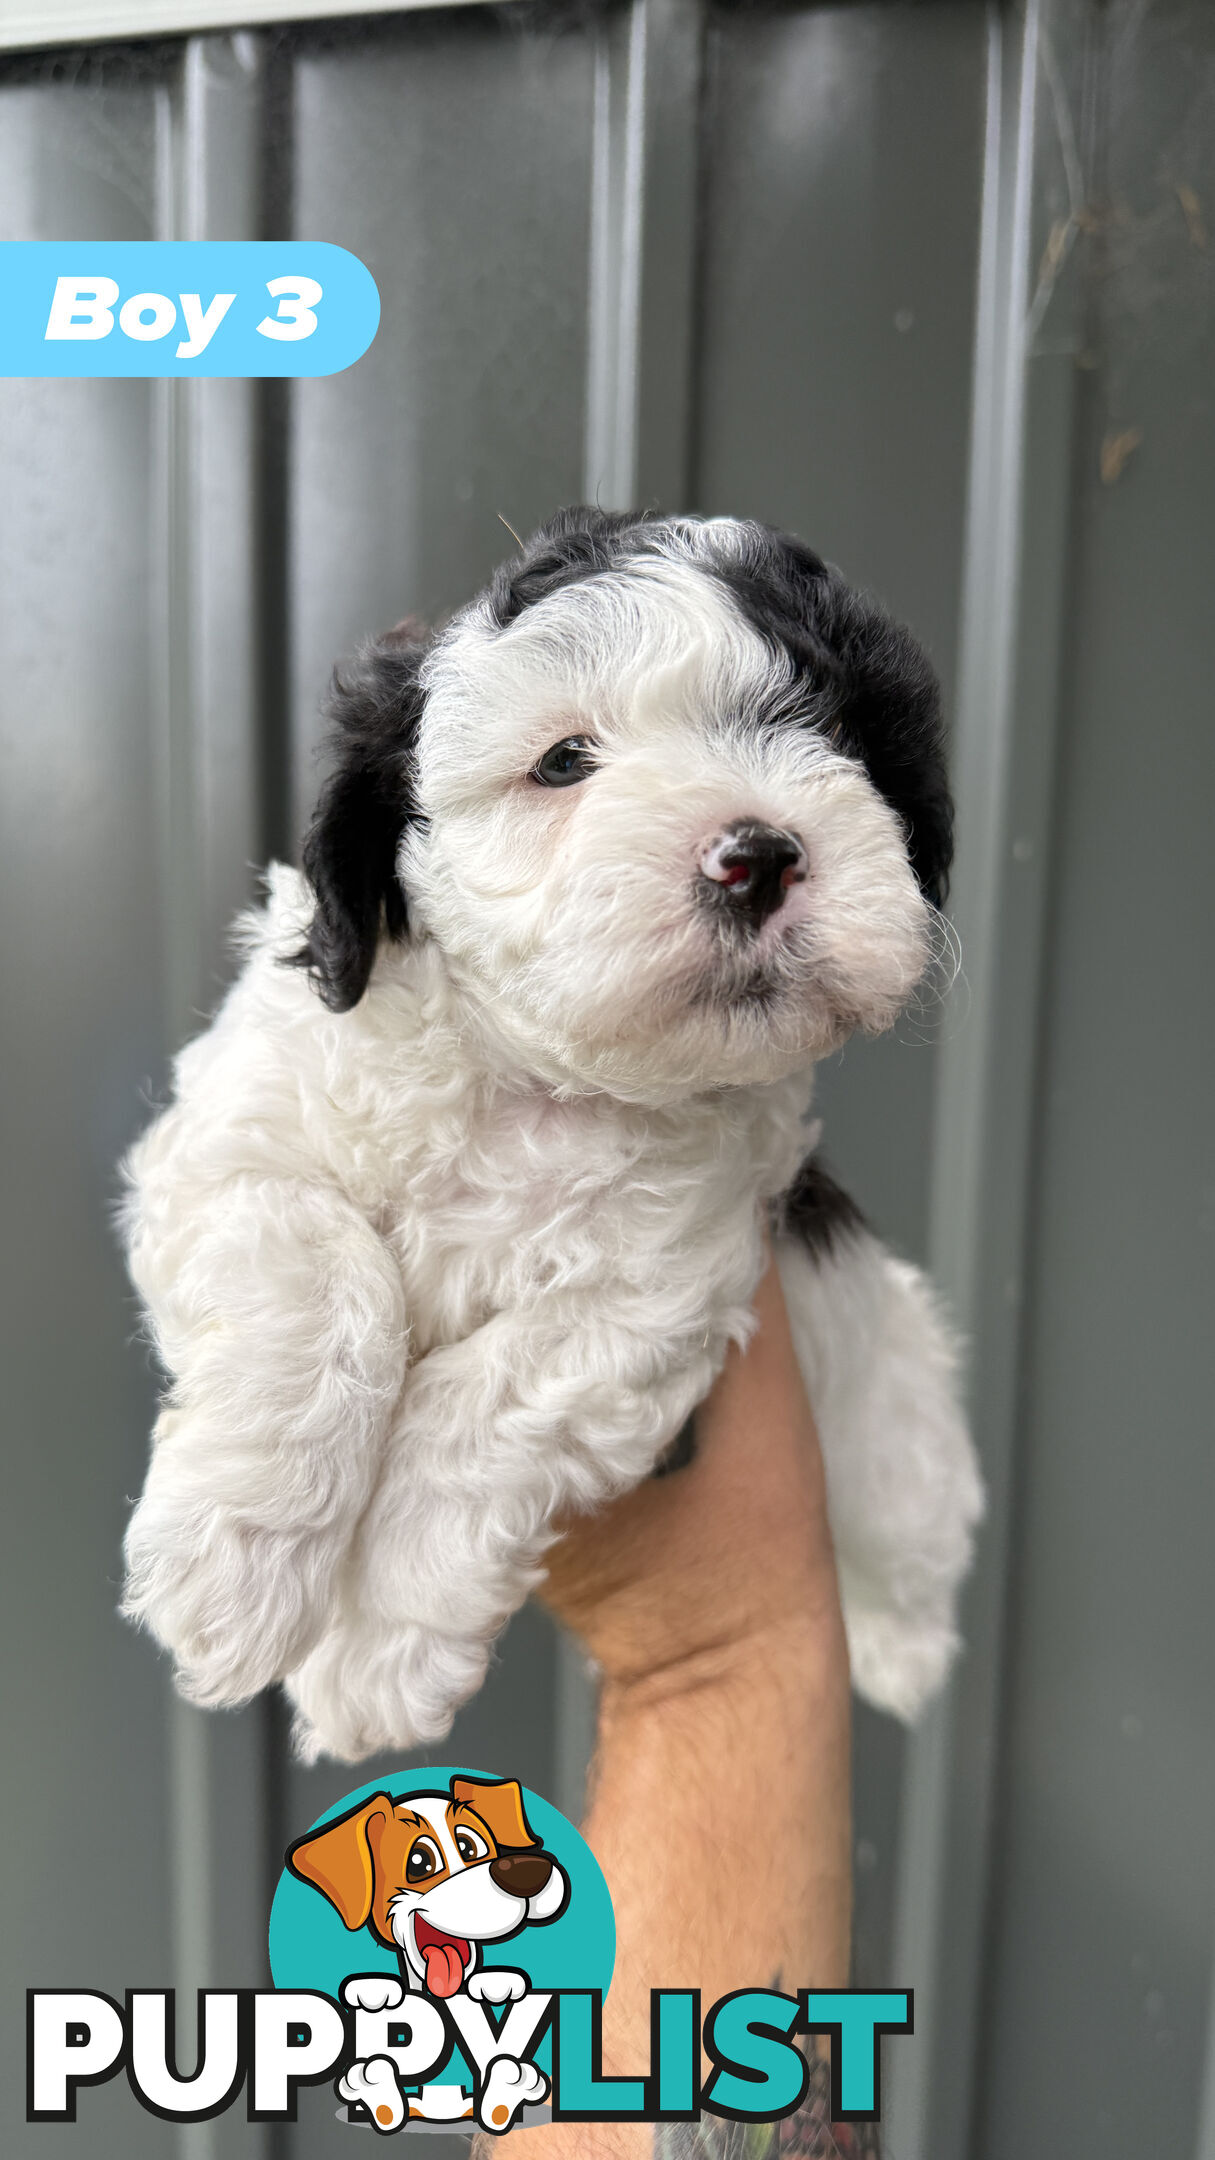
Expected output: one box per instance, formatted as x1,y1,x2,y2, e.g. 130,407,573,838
1,4,1212,2157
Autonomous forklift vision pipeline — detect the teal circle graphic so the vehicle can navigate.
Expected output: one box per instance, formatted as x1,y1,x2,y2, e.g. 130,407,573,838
268,1765,614,2087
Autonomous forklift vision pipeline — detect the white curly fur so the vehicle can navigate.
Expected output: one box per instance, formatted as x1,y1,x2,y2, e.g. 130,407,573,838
121,540,982,1759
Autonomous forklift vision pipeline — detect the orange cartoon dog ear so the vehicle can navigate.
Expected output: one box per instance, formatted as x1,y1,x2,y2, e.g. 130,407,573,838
452,1776,539,1851
287,1793,393,1930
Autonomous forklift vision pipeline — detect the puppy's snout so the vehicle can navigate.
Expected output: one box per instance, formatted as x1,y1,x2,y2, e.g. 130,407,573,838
698,820,808,928
488,1851,554,1897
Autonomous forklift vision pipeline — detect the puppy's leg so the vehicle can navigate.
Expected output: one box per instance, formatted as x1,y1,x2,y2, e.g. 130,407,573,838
775,1174,983,1720
124,1173,408,1705
288,1298,733,1760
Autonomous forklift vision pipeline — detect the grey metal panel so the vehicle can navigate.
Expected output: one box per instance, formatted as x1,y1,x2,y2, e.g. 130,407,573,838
0,55,176,2160
693,0,990,1992
974,0,1215,2150
696,1,986,707
287,5,598,832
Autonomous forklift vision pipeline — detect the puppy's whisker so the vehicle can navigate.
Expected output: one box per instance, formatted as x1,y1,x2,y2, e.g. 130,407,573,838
894,911,968,1046
928,907,964,999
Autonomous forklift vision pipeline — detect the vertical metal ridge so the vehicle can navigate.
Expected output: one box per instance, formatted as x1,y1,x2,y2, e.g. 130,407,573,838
884,12,1035,2141
1197,1924,1215,2160
887,4,1040,2145
152,32,277,2160
152,68,220,2158
888,1,1092,2153
584,0,644,509
583,0,704,511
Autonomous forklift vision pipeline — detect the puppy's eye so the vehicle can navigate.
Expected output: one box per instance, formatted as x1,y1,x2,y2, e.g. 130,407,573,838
455,1827,489,1864
531,735,597,787
405,1836,442,1883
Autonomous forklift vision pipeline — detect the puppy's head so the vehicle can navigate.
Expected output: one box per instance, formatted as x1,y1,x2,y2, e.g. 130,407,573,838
297,508,952,1097
287,1777,567,1997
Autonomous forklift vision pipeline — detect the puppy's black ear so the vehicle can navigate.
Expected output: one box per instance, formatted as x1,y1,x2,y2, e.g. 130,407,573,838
810,572,954,910
711,527,954,908
295,623,429,1012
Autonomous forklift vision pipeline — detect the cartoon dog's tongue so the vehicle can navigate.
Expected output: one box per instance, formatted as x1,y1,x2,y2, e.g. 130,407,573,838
414,1917,472,1999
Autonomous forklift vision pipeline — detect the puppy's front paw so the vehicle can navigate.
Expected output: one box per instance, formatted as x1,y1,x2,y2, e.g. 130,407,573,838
123,1491,322,1706
288,1621,490,1763
342,1974,405,2014
478,2055,548,2134
339,2056,406,2134
467,1969,528,2006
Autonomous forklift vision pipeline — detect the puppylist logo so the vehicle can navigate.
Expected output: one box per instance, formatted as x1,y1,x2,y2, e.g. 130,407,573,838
27,1767,912,2136
278,1770,586,2133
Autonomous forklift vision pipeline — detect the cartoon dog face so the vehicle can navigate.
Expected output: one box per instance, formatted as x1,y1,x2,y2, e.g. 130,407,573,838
287,1776,567,1997
296,508,952,1102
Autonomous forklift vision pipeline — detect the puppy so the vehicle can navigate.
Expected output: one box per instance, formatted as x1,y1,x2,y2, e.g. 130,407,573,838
291,1775,560,2133
121,507,983,1760
288,1774,567,1996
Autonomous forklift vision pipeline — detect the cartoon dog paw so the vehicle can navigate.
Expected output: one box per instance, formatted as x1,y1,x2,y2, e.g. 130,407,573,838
477,2055,549,2134
467,1968,528,2006
339,2055,406,2133
341,1974,406,2014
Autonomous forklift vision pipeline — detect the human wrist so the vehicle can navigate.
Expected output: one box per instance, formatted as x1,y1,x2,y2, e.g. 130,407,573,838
594,1601,849,1726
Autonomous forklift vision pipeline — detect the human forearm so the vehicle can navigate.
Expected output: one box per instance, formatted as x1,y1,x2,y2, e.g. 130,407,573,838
591,1616,851,2043
486,1627,850,2160
491,1262,855,2156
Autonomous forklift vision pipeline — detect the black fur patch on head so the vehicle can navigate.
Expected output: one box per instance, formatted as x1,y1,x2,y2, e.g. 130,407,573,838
292,622,430,1012
775,1154,868,1259
487,503,657,627
706,523,954,908
488,507,954,909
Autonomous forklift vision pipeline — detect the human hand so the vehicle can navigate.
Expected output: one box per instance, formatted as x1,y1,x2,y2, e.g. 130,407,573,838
540,1251,848,1703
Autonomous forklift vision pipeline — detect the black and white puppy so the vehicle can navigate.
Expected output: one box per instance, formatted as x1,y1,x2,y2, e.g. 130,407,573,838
121,507,983,1761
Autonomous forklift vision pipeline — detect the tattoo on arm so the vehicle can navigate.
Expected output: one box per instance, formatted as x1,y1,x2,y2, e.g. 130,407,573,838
652,2054,882,2157
467,2055,881,2158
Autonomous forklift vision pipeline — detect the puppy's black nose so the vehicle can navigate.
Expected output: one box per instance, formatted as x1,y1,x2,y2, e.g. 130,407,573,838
698,821,808,928
489,1851,554,1897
